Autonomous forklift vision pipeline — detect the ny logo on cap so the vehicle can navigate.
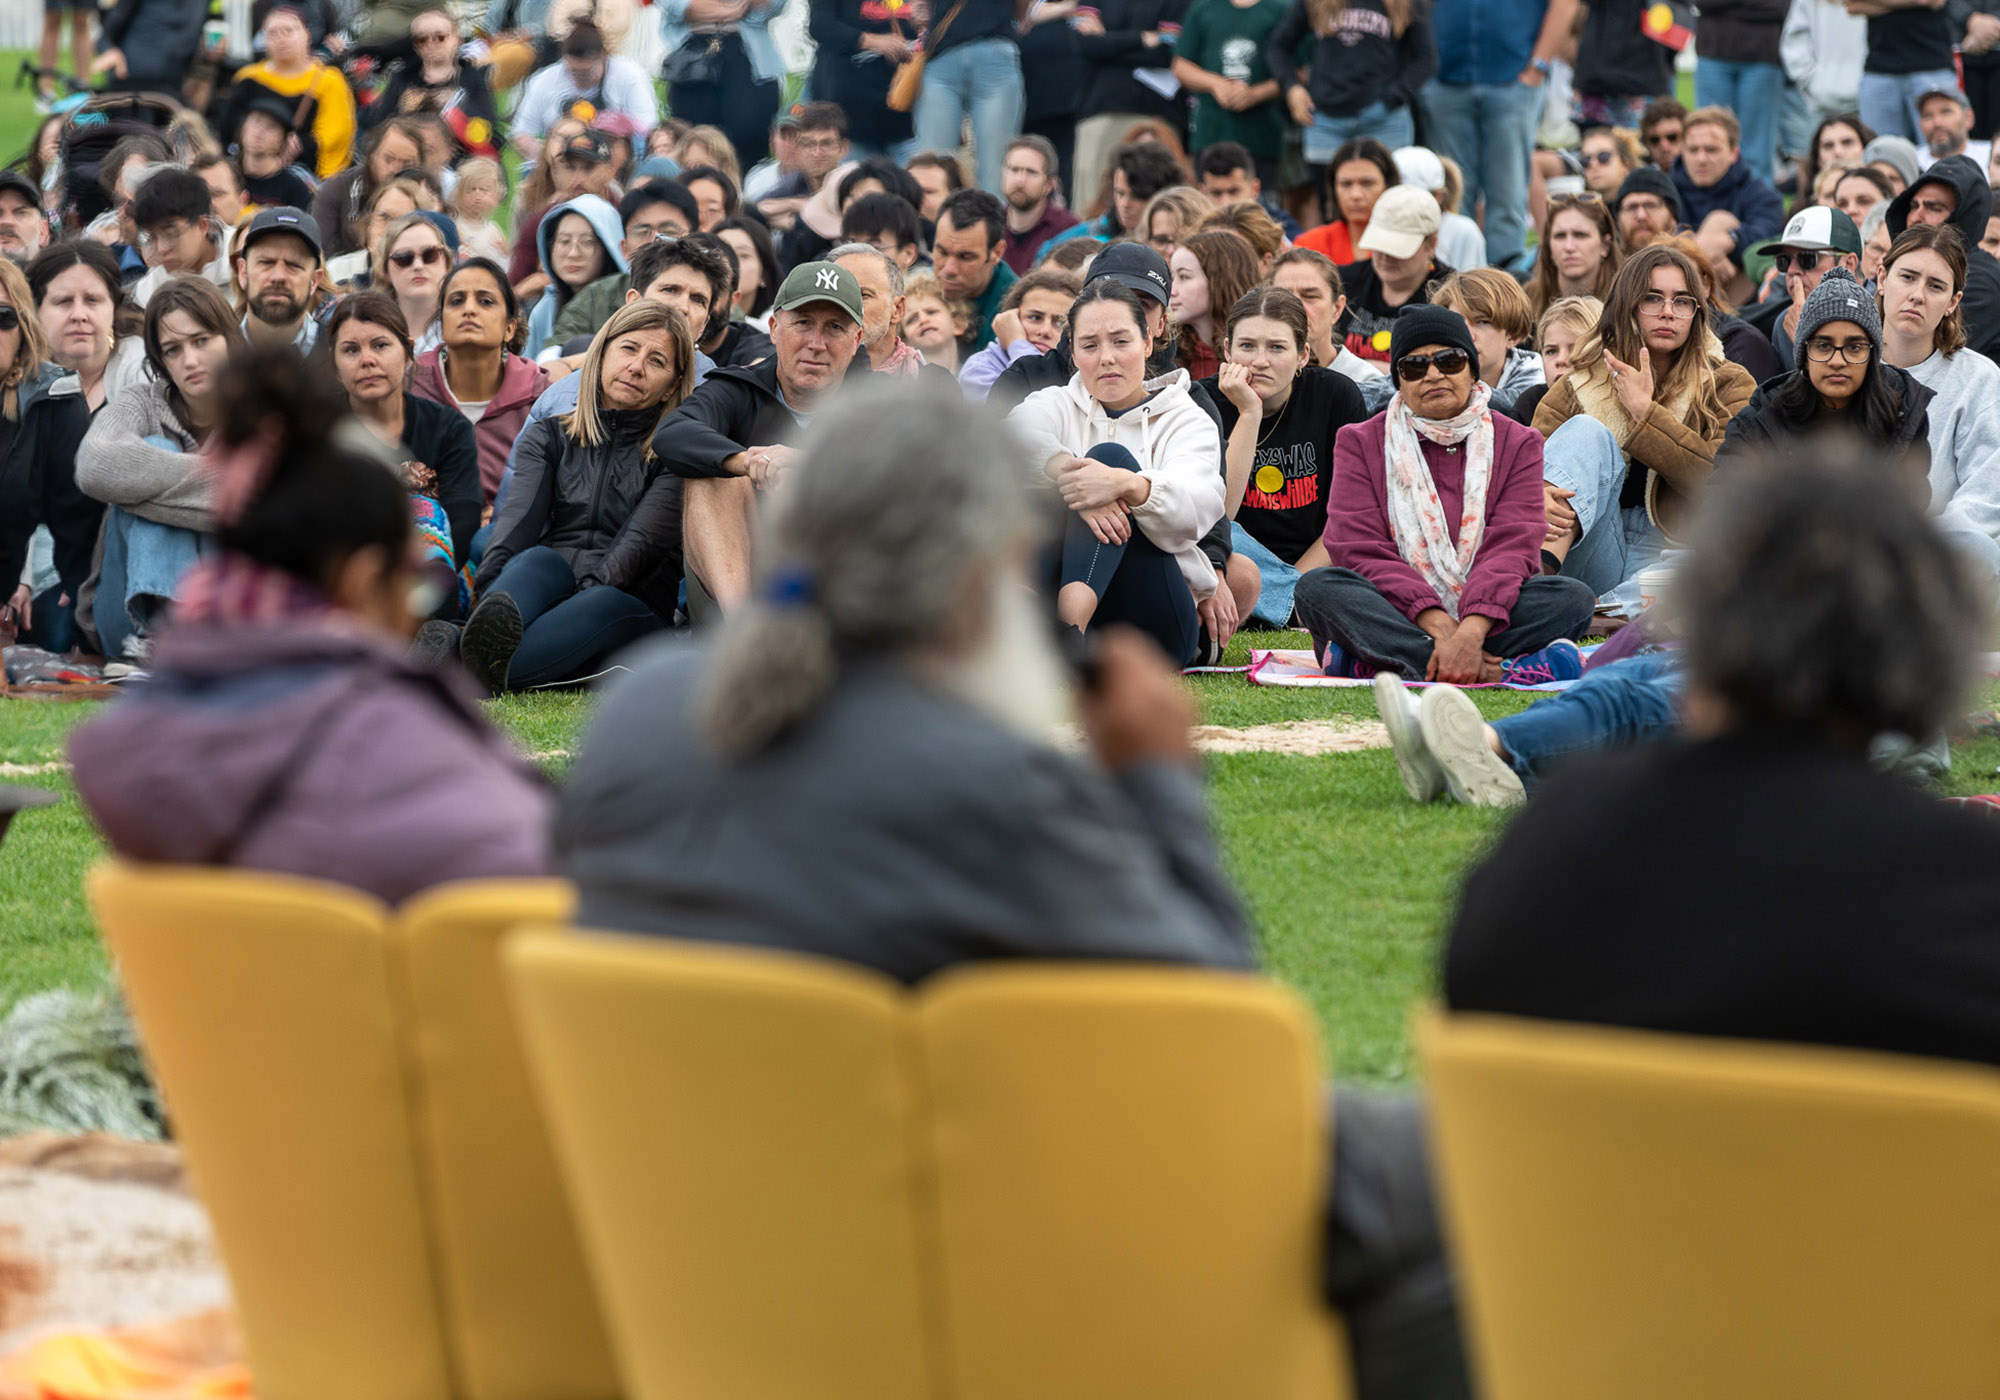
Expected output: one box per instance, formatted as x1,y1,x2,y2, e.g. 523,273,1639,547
816,268,840,290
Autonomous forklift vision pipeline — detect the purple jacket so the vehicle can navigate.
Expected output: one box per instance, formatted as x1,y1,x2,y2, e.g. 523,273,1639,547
410,349,550,506
70,621,551,904
1324,409,1548,632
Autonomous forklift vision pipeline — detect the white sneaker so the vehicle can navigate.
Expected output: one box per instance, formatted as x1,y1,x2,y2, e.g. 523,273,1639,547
1418,686,1526,808
1373,671,1446,802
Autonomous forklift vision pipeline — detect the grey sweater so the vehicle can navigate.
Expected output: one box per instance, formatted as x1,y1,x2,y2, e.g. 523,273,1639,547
555,640,1255,984
1905,347,2000,578
75,377,215,533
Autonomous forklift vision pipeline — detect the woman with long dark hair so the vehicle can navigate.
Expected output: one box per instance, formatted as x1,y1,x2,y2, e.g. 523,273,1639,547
1294,137,1398,263
1533,244,1759,611
411,258,550,508
1525,193,1624,322
1716,266,1932,476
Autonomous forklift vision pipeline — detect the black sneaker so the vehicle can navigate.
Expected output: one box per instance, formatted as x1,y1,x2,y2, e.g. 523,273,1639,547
411,620,462,670
459,592,524,695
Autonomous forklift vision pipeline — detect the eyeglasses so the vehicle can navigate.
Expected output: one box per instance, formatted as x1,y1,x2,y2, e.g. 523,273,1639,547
135,221,192,251
0,305,19,333
1645,128,1682,147
1804,337,1872,364
1638,291,1702,318
1773,249,1834,275
389,245,448,269
1581,150,1621,167
1394,347,1471,381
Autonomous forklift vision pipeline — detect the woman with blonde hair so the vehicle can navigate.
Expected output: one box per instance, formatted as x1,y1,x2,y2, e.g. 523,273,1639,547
1511,294,1602,426
675,126,743,191
1532,244,1758,612
1142,186,1217,262
456,300,698,692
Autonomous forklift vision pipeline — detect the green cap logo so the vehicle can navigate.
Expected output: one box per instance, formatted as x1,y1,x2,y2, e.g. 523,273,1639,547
774,260,865,324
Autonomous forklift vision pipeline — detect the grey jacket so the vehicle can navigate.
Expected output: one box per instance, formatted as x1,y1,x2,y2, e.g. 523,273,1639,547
76,377,215,532
555,641,1255,984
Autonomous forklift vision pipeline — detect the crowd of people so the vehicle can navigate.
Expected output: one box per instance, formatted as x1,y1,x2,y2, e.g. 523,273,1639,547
15,1,2000,1396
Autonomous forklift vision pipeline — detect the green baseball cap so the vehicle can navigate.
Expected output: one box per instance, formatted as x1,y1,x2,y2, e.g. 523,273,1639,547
773,260,864,323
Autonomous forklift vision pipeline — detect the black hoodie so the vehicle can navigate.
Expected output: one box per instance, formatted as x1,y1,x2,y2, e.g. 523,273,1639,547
1714,366,1935,483
1887,155,2000,369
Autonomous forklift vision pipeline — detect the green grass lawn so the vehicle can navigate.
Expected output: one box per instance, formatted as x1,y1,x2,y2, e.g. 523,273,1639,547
0,51,45,165
9,634,2000,1086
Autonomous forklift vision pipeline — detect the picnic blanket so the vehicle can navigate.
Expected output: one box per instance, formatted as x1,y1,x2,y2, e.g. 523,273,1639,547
1246,648,1595,692
0,1311,249,1400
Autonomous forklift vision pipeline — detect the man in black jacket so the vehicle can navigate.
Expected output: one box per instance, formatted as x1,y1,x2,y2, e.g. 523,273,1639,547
1885,153,2000,367
655,260,865,621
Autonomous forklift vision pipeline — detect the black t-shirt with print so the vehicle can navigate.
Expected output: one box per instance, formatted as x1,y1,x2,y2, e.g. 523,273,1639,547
1202,365,1368,563
241,165,317,212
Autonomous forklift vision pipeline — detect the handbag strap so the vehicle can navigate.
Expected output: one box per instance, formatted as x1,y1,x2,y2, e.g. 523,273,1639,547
925,0,972,50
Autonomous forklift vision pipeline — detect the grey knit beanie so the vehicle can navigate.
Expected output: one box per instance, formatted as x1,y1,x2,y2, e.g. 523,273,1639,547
1793,266,1881,372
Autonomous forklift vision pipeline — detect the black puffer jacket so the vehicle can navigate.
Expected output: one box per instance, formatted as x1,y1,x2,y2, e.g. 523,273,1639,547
1714,365,1934,484
475,408,680,617
1886,155,2000,369
0,363,98,605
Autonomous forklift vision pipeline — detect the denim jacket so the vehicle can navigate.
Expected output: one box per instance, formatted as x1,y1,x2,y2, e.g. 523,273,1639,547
658,0,792,84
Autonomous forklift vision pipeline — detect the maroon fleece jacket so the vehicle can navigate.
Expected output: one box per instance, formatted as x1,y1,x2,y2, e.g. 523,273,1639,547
1323,407,1548,633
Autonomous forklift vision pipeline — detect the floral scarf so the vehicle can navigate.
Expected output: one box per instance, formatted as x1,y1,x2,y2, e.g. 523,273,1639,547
1382,381,1495,620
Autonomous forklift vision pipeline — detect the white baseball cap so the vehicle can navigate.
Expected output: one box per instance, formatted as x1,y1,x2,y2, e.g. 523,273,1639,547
1392,146,1446,193
1357,185,1442,259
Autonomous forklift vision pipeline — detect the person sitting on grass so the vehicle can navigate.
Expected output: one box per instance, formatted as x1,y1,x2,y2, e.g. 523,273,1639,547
1293,305,1596,684
1007,280,1228,668
68,354,550,904
556,378,1472,1400
1442,455,2000,1070
1206,285,1367,628
958,267,1083,401
450,300,696,693
1428,268,1544,418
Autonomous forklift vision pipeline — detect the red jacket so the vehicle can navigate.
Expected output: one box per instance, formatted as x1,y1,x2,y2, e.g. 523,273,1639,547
410,348,550,505
1324,407,1548,633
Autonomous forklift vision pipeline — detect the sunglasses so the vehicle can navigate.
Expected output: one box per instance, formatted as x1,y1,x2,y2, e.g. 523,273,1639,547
1550,191,1605,209
0,305,17,333
1645,129,1682,146
1395,347,1471,381
1581,150,1621,167
1773,249,1835,274
390,246,448,269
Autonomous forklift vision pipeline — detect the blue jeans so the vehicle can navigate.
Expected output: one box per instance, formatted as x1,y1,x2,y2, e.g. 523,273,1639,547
1419,79,1543,273
1859,69,1962,143
1304,100,1415,165
1695,57,1785,183
913,37,1024,194
484,545,665,690
92,506,208,659
1542,415,1668,614
1228,521,1303,628
1490,651,1682,790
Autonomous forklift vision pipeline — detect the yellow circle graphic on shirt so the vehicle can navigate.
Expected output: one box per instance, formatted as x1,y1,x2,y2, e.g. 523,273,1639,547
466,118,492,145
1371,329,1392,352
1645,3,1671,31
1255,464,1286,495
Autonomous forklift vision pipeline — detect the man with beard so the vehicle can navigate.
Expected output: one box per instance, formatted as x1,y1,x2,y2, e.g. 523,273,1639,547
999,136,1077,276
655,260,866,620
0,172,50,267
935,187,1017,352
233,208,326,354
1612,166,1685,249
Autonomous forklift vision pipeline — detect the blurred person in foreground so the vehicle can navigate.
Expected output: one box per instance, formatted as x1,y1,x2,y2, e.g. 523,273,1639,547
1444,455,2000,1067
557,378,1472,1400
69,355,550,904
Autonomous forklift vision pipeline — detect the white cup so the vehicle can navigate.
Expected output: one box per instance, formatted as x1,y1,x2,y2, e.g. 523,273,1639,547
1635,564,1675,613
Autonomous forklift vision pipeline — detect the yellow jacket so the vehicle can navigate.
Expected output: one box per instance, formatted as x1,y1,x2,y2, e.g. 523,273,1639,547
231,61,356,180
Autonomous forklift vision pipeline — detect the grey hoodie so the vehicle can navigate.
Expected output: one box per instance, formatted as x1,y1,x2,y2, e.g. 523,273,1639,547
76,377,215,532
1492,346,1547,416
1906,347,2000,580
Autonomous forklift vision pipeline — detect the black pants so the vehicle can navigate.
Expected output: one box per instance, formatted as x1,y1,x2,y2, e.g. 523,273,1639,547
665,31,782,171
1054,442,1200,666
1294,567,1595,680
1326,1088,1473,1400
1968,62,2000,140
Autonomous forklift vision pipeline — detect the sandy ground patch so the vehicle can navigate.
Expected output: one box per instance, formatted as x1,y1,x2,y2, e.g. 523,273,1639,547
1190,719,1390,756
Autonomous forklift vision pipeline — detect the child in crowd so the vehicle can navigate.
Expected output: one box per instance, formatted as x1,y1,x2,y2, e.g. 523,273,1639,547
451,158,511,266
958,269,1083,401
902,271,971,374
1430,268,1545,416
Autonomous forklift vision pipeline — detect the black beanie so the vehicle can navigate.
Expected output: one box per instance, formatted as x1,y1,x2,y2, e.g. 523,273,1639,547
1614,166,1683,225
1387,304,1478,373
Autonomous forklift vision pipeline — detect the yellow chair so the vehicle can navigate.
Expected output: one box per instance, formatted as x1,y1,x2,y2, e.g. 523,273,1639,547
89,864,455,1400
394,881,622,1400
505,929,1351,1400
90,865,619,1400
1421,1011,2000,1400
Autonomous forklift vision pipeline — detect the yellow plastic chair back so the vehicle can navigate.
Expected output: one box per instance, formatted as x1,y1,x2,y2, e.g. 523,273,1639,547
506,930,1350,1400
89,864,455,1400
920,964,1347,1400
393,880,621,1400
1422,1011,2000,1400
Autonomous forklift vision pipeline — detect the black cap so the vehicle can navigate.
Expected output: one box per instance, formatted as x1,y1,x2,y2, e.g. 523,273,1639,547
1084,241,1170,307
558,130,611,166
0,170,39,207
1613,166,1683,225
1387,304,1478,374
241,205,323,261
240,89,298,129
